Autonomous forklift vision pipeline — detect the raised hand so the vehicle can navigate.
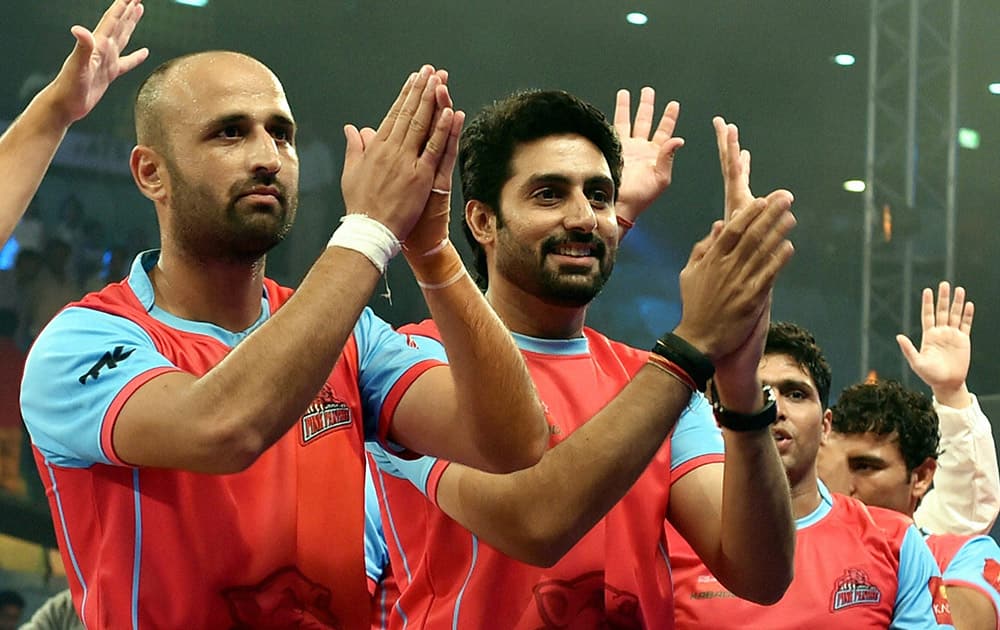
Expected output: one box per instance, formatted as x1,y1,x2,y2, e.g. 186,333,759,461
341,65,456,241
50,0,149,126
674,191,796,410
713,116,753,222
897,281,974,407
403,70,466,260
613,88,684,228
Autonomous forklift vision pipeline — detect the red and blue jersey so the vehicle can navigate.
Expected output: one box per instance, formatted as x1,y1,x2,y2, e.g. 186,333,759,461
20,251,442,630
926,533,1000,628
367,320,724,629
669,482,953,629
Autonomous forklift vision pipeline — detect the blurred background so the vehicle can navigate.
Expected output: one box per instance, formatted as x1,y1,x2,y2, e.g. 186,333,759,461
0,0,997,615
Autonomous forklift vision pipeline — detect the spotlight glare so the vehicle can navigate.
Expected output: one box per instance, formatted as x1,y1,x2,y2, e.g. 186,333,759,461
989,83,1000,95
174,0,208,6
626,12,648,26
958,128,980,149
833,53,856,66
843,179,866,193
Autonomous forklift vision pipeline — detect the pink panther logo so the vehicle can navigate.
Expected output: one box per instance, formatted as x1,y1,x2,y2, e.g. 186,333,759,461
223,567,341,629
532,571,641,629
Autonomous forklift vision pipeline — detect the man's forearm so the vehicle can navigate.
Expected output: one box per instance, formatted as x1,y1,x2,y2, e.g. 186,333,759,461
416,271,548,472
0,85,73,243
715,427,795,603
436,365,691,566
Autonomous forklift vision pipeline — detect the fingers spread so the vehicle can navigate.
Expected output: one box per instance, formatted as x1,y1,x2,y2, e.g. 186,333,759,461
652,100,680,146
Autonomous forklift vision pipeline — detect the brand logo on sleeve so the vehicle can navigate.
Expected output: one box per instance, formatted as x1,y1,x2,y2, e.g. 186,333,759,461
928,576,953,624
79,345,135,384
300,383,353,444
830,568,882,611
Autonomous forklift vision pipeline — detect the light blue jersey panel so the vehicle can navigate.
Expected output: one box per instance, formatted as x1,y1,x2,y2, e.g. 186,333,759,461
365,458,389,582
944,535,1000,616
893,526,952,629
20,306,176,467
354,310,447,440
669,393,723,471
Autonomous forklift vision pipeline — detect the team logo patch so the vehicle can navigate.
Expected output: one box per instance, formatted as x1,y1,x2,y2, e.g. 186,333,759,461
532,572,641,629
300,383,352,444
830,568,882,611
928,576,953,624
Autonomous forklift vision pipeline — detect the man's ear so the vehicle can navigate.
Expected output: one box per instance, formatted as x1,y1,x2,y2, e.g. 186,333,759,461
130,145,168,203
911,457,937,504
465,199,497,246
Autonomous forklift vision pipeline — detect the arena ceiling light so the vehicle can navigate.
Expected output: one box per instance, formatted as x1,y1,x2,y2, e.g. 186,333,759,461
626,12,648,26
843,180,866,193
174,0,208,6
833,53,856,66
989,83,1000,95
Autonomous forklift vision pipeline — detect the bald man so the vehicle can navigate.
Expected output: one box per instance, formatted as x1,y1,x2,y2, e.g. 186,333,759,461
18,5,552,628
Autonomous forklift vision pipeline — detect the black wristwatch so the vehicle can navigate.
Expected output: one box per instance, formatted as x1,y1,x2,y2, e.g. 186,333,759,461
712,385,778,431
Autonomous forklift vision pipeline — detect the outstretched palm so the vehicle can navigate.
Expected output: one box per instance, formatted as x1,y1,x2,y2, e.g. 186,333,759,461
897,282,974,392
54,0,148,123
613,87,684,224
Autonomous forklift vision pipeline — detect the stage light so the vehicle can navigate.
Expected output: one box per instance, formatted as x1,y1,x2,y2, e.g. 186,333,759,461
626,12,648,26
174,0,208,6
989,83,1000,95
833,53,856,66
958,128,980,150
843,180,866,193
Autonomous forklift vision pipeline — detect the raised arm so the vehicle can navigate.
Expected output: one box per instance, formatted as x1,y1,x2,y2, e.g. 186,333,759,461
422,193,796,571
667,116,797,604
386,74,547,473
612,87,684,237
901,282,1000,534
0,0,148,244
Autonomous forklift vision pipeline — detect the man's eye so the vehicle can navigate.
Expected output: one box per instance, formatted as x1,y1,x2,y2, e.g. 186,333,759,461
219,125,241,139
272,128,292,142
589,190,610,204
534,188,557,200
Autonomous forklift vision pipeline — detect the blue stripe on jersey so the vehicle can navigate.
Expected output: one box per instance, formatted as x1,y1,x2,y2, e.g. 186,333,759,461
453,536,480,630
893,525,949,629
373,464,413,583
130,468,142,630
45,461,88,615
365,459,389,583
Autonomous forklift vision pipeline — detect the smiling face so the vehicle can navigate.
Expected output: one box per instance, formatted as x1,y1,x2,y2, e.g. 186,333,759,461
134,52,299,263
488,134,618,307
758,352,831,490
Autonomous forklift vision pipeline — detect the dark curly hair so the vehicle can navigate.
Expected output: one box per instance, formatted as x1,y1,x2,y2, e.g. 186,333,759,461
831,379,941,472
765,321,832,408
458,90,623,289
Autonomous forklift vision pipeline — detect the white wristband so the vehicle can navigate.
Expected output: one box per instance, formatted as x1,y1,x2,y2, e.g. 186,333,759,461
327,214,401,274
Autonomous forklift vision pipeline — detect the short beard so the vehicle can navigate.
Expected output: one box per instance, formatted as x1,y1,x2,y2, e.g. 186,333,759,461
167,162,297,265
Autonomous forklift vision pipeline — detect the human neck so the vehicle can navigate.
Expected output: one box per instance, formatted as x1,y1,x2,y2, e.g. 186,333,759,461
150,244,267,332
485,277,588,340
789,469,823,520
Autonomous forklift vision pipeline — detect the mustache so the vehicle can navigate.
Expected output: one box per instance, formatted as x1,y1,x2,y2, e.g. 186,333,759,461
230,175,289,204
541,232,607,258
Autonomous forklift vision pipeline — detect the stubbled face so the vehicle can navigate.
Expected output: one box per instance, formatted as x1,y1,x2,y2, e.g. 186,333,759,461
156,53,299,263
818,430,920,515
491,134,618,307
758,353,830,489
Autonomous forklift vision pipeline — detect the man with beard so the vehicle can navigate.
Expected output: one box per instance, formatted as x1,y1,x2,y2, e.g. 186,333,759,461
366,89,798,628
668,322,950,629
17,3,556,628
